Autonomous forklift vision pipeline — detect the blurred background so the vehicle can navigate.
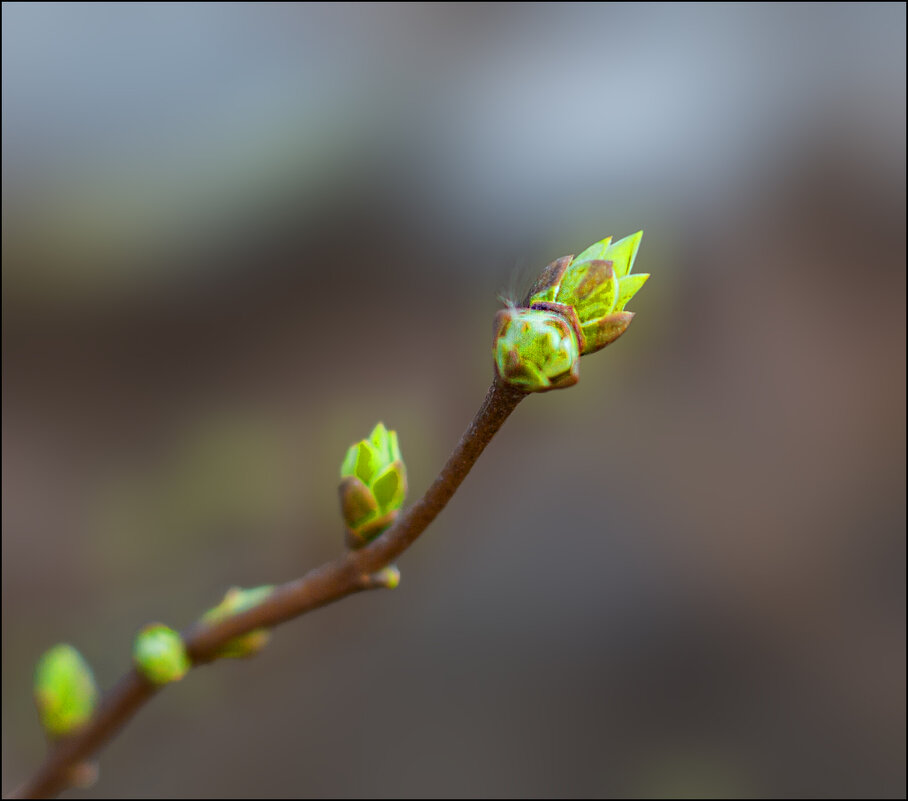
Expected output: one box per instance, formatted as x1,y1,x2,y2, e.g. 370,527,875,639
2,3,905,798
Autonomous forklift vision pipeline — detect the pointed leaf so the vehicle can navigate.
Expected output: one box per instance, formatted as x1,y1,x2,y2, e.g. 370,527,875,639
615,273,649,311
372,464,401,511
524,255,574,305
390,459,407,506
580,311,635,354
604,230,643,278
354,441,376,484
340,443,358,479
388,430,401,463
370,422,389,460
572,236,613,267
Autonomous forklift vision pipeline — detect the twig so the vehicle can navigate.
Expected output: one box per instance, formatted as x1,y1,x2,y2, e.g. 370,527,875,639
11,378,526,799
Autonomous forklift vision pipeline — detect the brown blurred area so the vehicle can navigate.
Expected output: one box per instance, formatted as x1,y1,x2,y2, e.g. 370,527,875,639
2,4,905,798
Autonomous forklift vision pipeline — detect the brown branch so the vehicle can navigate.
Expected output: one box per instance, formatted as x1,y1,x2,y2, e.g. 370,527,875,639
11,378,526,799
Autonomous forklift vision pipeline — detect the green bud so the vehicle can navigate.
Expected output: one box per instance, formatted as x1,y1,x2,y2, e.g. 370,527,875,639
133,624,190,684
200,585,274,658
493,306,580,392
524,231,648,355
339,423,407,547
372,564,401,589
33,644,98,738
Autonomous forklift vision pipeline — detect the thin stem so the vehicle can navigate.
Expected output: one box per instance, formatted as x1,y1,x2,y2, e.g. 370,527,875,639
11,378,526,799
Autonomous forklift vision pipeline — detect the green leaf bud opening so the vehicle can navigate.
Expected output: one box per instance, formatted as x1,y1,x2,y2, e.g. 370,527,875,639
33,644,98,738
524,231,648,355
133,624,190,684
340,423,408,547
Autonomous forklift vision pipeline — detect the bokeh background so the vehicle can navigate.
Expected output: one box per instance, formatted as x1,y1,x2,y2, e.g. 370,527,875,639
2,3,905,798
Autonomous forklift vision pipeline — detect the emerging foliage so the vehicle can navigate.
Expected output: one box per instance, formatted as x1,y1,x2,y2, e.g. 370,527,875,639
495,231,649,391
339,423,407,546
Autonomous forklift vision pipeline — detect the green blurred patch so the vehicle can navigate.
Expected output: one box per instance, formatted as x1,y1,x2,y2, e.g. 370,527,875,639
90,410,296,573
629,751,750,799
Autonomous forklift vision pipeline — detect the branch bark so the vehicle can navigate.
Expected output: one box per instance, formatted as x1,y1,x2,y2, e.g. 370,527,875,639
11,378,526,799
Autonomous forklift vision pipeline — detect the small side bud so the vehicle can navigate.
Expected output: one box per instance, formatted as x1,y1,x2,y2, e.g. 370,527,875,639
357,564,401,590
200,585,275,659
133,624,190,684
372,565,401,589
33,644,98,738
340,423,407,547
